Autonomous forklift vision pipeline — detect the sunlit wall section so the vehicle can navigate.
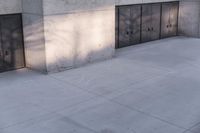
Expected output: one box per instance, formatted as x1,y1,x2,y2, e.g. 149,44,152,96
43,0,116,73
22,0,47,73
178,0,200,38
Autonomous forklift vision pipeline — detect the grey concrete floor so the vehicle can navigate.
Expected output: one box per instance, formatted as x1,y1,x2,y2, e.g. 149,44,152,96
0,37,200,133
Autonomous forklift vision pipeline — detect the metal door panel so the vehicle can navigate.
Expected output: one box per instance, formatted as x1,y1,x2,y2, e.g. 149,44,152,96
141,4,152,43
161,2,179,38
118,6,131,48
0,25,3,71
169,2,178,36
151,3,161,41
161,3,171,38
130,5,141,45
1,14,24,71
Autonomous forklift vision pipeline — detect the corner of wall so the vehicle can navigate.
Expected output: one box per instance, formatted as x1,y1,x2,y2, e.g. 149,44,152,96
42,0,116,73
22,0,47,73
178,0,200,38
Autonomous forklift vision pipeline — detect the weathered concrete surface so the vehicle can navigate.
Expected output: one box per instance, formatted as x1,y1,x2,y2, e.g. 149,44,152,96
1,37,200,133
44,9,115,73
178,0,200,37
22,0,43,15
43,0,180,15
22,0,47,73
0,0,21,15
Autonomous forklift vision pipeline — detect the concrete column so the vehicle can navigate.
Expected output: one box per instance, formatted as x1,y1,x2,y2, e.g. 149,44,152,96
22,0,47,73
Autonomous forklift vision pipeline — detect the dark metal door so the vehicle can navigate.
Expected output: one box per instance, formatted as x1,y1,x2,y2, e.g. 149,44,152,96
168,2,178,37
161,2,179,38
0,32,3,71
142,3,161,43
161,3,170,38
118,6,131,48
130,5,141,45
118,5,141,48
141,4,152,43
0,14,25,71
151,3,161,41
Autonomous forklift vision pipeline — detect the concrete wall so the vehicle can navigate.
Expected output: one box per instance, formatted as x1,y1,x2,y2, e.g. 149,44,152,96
22,0,47,73
44,10,115,72
178,0,200,38
43,0,116,73
43,0,179,15
42,0,181,73
0,0,22,15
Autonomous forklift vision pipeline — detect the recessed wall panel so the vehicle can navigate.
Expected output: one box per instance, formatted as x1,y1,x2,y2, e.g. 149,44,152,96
0,14,25,72
142,3,161,43
130,5,141,45
161,2,179,38
118,5,141,48
169,2,179,36
151,3,161,41
118,6,131,48
0,34,3,71
141,4,152,43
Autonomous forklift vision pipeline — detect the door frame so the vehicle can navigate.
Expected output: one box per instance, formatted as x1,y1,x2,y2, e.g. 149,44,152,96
116,3,142,49
160,1,180,38
141,3,162,43
0,13,26,73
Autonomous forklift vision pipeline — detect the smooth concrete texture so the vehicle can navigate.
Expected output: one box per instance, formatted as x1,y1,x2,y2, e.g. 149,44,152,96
43,0,180,15
188,124,200,133
22,14,47,73
44,9,115,72
43,0,116,15
22,0,47,73
0,0,21,14
1,37,200,133
22,0,43,15
179,0,200,38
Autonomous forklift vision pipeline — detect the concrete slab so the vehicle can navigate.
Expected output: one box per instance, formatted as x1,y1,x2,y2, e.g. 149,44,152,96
0,103,48,129
185,122,200,133
50,57,170,98
57,98,184,133
2,113,97,133
112,69,200,129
